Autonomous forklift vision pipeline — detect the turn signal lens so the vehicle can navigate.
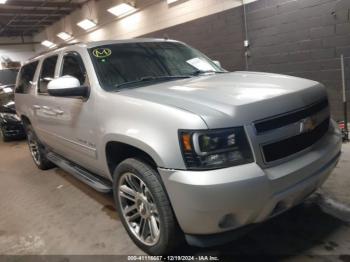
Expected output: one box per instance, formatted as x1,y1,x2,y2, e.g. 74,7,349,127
181,133,192,151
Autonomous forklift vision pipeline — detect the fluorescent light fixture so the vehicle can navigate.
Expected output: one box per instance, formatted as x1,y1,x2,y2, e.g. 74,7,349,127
77,19,96,30
57,31,73,41
0,0,7,4
107,3,136,17
41,40,55,48
167,0,179,4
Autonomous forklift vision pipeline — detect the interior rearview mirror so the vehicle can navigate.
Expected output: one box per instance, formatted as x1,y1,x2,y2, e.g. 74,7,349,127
48,76,87,97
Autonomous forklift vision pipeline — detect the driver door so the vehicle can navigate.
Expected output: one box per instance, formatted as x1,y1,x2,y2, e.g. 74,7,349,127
36,51,100,174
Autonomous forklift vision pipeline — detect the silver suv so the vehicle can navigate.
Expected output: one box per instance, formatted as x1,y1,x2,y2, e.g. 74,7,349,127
15,39,342,255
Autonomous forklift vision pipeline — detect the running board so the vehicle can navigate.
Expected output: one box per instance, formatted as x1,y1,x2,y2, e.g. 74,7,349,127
47,152,112,193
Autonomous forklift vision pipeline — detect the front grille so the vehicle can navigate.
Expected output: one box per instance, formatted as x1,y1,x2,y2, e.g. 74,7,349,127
262,118,330,162
254,98,329,134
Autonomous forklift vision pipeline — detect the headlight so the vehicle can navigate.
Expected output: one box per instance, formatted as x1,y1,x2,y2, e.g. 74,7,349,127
179,127,254,170
0,113,21,122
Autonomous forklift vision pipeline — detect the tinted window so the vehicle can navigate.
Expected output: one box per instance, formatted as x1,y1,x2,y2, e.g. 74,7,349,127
61,52,87,85
39,55,58,94
0,69,19,86
15,61,39,94
89,42,224,91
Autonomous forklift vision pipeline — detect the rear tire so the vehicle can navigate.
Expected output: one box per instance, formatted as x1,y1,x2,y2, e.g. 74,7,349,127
113,158,182,255
25,125,55,170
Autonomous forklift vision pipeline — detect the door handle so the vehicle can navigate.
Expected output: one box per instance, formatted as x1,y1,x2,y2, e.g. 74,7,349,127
32,105,41,110
53,109,64,115
42,106,51,110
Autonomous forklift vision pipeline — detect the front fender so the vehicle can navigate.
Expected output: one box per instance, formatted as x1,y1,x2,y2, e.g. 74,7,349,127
101,133,165,170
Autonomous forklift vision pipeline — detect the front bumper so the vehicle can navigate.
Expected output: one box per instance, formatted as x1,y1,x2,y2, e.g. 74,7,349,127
2,122,25,138
158,125,342,240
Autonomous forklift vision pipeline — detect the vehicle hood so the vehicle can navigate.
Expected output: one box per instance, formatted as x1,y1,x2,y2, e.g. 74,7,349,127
120,71,327,128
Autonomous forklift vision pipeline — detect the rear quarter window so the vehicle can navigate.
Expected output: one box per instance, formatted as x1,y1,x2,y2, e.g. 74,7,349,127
15,61,39,94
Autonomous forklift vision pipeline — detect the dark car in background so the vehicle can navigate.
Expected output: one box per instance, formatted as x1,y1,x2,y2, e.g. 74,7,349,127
0,69,25,142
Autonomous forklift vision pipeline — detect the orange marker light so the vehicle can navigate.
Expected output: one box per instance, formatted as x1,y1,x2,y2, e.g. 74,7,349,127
182,134,192,151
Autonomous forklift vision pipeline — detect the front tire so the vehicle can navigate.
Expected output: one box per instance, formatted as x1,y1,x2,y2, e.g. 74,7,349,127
113,158,182,255
25,125,55,170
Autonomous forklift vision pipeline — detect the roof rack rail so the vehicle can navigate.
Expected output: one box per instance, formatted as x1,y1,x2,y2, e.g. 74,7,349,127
28,42,84,61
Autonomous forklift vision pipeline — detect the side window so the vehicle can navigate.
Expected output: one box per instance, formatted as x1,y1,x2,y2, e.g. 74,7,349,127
61,52,87,85
38,55,58,94
15,61,39,94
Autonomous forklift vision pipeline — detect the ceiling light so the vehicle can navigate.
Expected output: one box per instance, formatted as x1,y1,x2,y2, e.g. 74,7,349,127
0,0,7,4
77,19,96,30
41,40,55,48
167,0,179,4
57,32,73,41
107,3,136,17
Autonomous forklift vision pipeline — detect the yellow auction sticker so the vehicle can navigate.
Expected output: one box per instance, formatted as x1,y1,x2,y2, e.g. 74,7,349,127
92,48,112,58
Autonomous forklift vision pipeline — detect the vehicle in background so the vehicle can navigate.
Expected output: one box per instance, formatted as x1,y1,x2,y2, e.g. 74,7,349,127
0,83,25,142
338,121,349,141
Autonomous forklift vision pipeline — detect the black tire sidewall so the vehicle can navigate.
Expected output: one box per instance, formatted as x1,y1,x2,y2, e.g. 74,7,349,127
25,125,54,170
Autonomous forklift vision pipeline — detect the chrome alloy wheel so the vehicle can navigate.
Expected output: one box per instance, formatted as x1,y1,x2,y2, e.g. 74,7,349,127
27,133,41,165
118,172,161,246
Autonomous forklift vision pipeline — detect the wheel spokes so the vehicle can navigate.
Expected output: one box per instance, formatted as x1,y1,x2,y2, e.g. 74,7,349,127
139,218,147,240
127,212,141,222
148,215,159,241
120,185,137,202
125,174,141,192
118,172,161,246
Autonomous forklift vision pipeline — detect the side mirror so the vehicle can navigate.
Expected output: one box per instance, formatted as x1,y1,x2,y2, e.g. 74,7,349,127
48,76,87,97
213,60,221,67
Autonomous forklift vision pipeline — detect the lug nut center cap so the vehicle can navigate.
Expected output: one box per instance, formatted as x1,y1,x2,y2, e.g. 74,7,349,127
136,197,149,217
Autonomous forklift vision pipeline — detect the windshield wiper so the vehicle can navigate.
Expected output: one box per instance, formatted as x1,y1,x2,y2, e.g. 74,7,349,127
191,70,227,76
115,75,191,89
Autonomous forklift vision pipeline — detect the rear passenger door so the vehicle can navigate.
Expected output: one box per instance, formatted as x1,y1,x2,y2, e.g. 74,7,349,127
32,55,59,144
15,61,40,126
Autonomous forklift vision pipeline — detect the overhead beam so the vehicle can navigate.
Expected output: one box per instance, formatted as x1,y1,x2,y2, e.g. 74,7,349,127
0,31,38,36
0,1,81,9
0,41,41,46
9,21,53,25
6,25,46,28
0,13,64,17
0,8,70,15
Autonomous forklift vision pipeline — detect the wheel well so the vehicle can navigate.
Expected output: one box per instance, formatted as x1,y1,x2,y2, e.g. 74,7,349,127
106,141,158,177
21,115,31,127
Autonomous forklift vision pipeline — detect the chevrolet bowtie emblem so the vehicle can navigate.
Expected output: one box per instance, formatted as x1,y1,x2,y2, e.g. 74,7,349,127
300,117,317,134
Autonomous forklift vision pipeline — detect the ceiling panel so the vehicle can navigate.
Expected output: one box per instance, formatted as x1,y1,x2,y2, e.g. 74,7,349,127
0,0,84,37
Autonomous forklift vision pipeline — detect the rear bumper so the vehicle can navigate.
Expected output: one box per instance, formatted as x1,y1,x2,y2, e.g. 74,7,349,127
158,124,342,240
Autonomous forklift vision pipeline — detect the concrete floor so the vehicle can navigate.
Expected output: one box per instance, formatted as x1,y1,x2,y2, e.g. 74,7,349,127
0,140,350,260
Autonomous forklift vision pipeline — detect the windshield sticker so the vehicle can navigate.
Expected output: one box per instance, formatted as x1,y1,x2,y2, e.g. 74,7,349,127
92,48,112,58
186,57,215,72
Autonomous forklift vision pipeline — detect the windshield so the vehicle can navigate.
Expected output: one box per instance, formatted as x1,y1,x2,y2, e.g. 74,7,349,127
89,41,225,91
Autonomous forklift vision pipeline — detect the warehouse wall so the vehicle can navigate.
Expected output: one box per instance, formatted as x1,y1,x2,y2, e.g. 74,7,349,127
246,0,349,120
0,37,35,69
33,0,256,53
141,7,245,71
